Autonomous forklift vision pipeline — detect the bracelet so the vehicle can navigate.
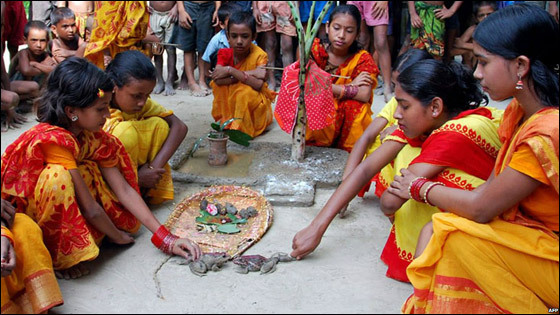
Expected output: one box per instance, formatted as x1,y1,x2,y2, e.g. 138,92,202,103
345,84,359,99
1,226,14,248
408,177,429,202
160,233,179,255
423,182,444,207
151,225,170,249
338,85,346,100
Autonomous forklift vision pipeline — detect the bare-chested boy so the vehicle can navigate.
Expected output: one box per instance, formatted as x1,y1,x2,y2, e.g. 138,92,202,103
56,1,94,40
50,7,87,64
149,1,178,96
8,21,56,85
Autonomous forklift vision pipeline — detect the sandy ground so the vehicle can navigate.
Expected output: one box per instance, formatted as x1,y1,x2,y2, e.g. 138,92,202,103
1,50,510,313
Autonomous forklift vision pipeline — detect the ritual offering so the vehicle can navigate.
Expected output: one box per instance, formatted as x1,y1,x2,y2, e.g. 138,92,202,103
165,186,273,258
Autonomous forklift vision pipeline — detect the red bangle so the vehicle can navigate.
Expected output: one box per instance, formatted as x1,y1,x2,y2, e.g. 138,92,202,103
151,225,170,249
409,177,429,202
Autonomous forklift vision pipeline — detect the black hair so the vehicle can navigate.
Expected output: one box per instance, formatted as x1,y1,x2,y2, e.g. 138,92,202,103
398,59,488,117
217,2,240,24
473,3,559,107
105,50,157,88
393,48,433,73
23,20,49,38
50,7,75,26
473,1,497,16
227,11,256,35
324,4,362,55
36,57,114,129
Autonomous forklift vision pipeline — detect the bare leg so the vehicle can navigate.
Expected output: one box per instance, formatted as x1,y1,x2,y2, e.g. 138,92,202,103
164,47,177,96
55,262,90,280
1,89,26,132
357,20,370,51
197,52,210,95
414,221,433,258
280,34,294,68
373,25,393,103
263,30,278,91
185,51,205,96
153,54,165,94
398,34,411,57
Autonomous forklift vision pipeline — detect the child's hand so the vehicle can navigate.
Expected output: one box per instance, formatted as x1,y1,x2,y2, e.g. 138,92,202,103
173,238,201,261
210,65,231,80
434,7,454,20
103,55,113,68
138,164,165,189
179,10,192,30
371,1,388,20
212,9,219,27
410,13,423,29
1,236,16,278
291,224,323,260
168,3,178,24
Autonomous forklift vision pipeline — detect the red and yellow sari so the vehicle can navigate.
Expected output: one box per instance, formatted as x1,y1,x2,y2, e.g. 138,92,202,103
1,123,141,270
403,99,559,313
103,98,175,204
210,44,276,138
380,107,503,282
1,214,64,314
84,1,150,69
306,38,379,153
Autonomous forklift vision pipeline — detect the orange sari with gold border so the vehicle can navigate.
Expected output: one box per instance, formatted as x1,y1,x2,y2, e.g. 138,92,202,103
380,107,503,283
403,99,559,313
306,38,379,153
84,1,150,69
1,123,141,270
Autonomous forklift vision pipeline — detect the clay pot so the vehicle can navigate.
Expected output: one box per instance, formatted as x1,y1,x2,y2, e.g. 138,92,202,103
207,134,229,166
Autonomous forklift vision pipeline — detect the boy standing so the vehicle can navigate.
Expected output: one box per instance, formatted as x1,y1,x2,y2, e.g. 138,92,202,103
50,7,86,64
56,1,94,39
201,3,240,73
9,20,56,85
149,1,178,96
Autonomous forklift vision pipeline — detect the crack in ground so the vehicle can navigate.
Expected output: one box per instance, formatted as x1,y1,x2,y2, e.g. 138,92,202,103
153,256,172,300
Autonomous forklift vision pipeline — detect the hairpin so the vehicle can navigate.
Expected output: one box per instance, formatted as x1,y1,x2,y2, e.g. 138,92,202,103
97,88,105,98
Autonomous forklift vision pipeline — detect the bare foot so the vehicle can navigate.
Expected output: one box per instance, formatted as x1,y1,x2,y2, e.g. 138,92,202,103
55,263,90,280
383,85,393,103
178,79,189,90
163,82,176,96
153,80,165,94
199,81,212,96
189,83,207,97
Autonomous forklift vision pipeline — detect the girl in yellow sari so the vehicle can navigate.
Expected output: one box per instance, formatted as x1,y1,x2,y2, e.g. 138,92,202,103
209,11,275,138
389,4,559,313
291,59,501,271
1,57,201,281
306,5,379,153
2,199,63,314
104,50,188,205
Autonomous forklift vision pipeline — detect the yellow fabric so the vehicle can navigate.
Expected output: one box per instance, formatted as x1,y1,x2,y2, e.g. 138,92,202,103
42,143,78,170
1,214,63,314
403,213,559,314
365,97,399,157
84,1,150,69
103,98,174,204
306,50,378,152
210,44,275,138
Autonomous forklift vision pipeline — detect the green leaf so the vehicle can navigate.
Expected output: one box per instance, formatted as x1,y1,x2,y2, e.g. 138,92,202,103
189,136,206,157
220,118,241,131
224,129,253,147
217,223,240,234
211,122,221,132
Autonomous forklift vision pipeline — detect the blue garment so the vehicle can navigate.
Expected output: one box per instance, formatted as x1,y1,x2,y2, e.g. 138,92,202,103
299,1,333,24
202,29,229,63
233,1,252,12
498,1,523,9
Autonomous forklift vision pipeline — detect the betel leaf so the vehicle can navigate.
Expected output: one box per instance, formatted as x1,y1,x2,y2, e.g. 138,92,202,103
224,129,253,147
217,223,240,234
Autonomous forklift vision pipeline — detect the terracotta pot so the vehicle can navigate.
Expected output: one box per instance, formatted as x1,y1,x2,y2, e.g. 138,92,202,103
207,134,229,166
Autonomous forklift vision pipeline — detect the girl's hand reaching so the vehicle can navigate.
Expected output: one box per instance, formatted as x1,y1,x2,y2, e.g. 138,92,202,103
291,224,324,260
173,238,202,261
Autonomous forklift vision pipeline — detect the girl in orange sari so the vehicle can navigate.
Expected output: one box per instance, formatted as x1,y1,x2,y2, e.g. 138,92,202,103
306,5,379,153
291,59,501,272
1,57,201,280
389,4,559,313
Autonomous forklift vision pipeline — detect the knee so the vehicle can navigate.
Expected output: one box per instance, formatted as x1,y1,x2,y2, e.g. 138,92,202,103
3,90,20,108
374,35,388,50
419,221,434,238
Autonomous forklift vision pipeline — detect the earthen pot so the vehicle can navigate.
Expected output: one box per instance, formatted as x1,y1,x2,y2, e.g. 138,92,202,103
207,134,229,166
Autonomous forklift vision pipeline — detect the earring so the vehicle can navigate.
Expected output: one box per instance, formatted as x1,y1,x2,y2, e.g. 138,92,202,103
71,116,78,122
515,74,524,90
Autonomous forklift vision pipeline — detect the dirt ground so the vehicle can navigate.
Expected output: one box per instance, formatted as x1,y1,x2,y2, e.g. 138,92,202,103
1,50,510,313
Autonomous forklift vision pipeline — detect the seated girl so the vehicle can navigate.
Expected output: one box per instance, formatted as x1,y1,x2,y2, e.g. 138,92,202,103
209,11,276,138
388,4,558,313
2,199,63,313
104,50,188,205
291,59,503,285
305,5,379,153
1,57,201,280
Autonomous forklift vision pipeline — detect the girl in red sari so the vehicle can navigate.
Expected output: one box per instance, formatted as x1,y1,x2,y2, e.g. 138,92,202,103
1,57,201,280
389,4,558,313
291,59,502,277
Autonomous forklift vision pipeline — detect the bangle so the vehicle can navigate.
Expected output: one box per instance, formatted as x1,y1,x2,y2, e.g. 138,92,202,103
160,233,179,255
408,177,429,202
423,182,444,207
338,85,346,100
345,84,359,99
151,225,170,249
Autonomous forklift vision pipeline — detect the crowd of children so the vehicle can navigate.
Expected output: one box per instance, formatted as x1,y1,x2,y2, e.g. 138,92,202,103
1,1,558,314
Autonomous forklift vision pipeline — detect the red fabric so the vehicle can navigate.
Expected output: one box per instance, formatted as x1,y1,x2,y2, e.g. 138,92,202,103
411,108,497,181
389,128,424,147
380,225,413,282
216,48,234,67
274,60,336,133
2,1,27,46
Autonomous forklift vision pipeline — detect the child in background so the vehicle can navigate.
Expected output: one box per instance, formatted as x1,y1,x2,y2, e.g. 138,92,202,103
9,20,56,85
149,1,178,97
299,1,333,38
1,57,201,280
202,3,240,75
2,1,27,60
56,1,94,40
104,50,188,205
210,11,275,138
408,1,446,59
450,1,496,68
252,1,297,91
171,1,221,97
50,7,87,64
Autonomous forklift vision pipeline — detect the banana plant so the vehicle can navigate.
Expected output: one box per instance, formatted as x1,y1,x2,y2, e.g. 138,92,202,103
287,1,334,162
190,118,253,157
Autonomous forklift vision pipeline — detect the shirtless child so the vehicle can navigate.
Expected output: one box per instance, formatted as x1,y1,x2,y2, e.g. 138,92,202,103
56,1,94,40
9,21,56,85
149,1,178,96
50,7,87,64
